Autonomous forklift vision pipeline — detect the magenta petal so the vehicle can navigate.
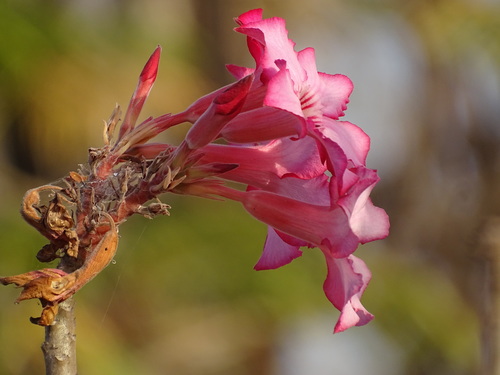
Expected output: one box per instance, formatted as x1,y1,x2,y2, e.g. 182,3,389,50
241,190,359,257
264,67,304,118
317,73,353,119
321,253,374,333
235,13,305,85
319,119,370,167
338,167,390,243
268,174,330,205
295,48,353,120
226,64,255,80
254,227,303,270
185,75,253,150
182,82,243,123
221,107,306,143
313,134,348,192
200,137,325,184
235,8,264,25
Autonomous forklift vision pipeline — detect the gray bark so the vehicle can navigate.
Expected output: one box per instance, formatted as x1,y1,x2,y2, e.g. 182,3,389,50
42,297,77,375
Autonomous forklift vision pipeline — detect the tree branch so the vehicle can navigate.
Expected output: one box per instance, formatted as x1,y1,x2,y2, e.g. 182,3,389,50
42,297,77,375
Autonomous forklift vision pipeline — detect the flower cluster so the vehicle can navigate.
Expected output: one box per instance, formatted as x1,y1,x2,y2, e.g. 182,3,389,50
207,9,389,332
1,9,388,332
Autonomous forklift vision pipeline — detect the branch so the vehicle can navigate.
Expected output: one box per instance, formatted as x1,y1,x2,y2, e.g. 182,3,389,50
42,297,77,375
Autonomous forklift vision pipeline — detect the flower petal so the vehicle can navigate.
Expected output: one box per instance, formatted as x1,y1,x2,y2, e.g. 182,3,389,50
199,137,325,186
321,254,374,333
185,75,253,150
264,65,304,118
318,73,353,119
226,64,255,80
240,190,359,257
319,119,370,167
254,227,303,270
221,106,306,143
235,11,306,85
338,167,390,243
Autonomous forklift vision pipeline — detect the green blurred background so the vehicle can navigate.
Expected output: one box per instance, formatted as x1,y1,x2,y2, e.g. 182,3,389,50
1,0,499,374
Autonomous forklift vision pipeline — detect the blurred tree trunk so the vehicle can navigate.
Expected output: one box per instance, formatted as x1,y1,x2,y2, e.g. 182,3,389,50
398,0,500,373
478,218,500,375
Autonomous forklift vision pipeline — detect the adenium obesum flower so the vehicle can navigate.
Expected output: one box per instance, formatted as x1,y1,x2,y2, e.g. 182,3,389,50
1,9,388,333
178,9,389,332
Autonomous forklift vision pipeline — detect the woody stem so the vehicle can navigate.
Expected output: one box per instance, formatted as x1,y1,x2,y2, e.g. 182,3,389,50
40,238,84,375
42,297,77,375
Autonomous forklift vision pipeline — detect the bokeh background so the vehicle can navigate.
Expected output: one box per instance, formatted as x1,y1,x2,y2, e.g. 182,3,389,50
1,0,499,374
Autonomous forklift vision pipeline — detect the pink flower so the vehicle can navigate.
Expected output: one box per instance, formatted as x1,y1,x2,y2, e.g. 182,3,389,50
117,9,389,333
192,9,388,332
99,10,390,333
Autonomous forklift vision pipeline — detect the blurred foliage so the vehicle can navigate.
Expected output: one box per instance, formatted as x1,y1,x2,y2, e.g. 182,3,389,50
1,0,499,374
